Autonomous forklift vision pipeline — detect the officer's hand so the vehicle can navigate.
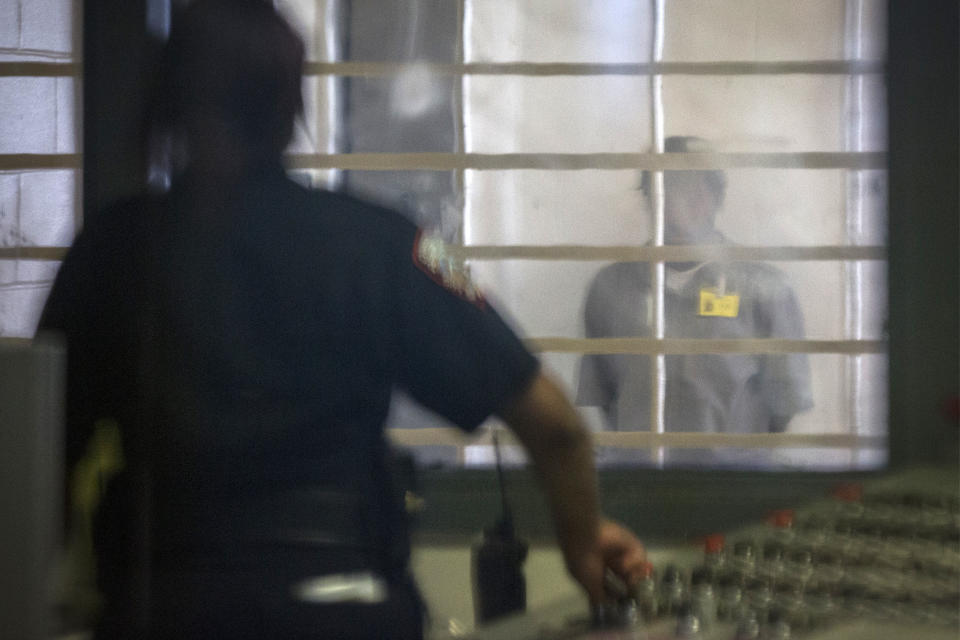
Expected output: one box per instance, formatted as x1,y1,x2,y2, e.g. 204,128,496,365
566,518,647,605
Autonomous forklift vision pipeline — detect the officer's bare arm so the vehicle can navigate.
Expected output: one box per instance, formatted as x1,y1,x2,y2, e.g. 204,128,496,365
499,371,601,557
498,372,645,602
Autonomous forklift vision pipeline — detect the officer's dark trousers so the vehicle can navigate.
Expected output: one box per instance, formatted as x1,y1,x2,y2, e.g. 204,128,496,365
92,482,425,639
94,549,425,640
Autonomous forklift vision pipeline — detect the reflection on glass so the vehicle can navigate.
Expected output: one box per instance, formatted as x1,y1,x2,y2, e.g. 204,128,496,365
465,169,886,248
0,78,78,154
661,0,886,62
466,76,650,154
465,170,647,246
346,170,460,238
0,285,52,338
466,0,651,63
580,353,812,469
663,76,870,153
578,263,815,463
576,137,813,467
286,0,890,471
470,260,872,341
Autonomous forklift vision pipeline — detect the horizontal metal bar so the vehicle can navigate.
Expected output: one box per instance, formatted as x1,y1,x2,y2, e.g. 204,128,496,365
595,431,886,450
0,62,81,77
0,247,68,261
0,337,33,347
387,427,886,450
0,245,886,264
304,60,885,77
0,154,81,170
0,151,889,173
455,245,885,262
286,152,885,171
0,48,74,61
527,337,886,355
0,60,885,80
0,153,885,174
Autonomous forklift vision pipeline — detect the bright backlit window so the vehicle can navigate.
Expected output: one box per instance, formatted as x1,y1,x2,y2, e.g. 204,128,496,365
0,0,80,338
278,0,888,471
8,1,888,471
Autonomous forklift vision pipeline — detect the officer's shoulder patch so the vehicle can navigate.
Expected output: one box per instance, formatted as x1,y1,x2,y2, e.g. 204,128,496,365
412,230,485,307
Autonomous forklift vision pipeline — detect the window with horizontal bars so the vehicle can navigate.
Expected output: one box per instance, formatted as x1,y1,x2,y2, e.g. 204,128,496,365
276,0,888,471
2,0,888,472
0,0,81,339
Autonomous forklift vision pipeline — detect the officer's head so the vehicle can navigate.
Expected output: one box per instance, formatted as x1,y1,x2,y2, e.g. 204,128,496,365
150,0,305,172
639,136,727,244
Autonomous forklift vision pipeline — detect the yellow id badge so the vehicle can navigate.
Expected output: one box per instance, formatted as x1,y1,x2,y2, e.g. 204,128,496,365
698,288,740,317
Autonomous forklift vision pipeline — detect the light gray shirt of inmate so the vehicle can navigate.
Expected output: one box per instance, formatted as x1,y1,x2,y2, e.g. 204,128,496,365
576,256,814,467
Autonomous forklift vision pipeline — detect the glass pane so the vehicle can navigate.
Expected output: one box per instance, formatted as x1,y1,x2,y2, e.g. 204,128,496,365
0,170,77,247
19,170,78,246
663,75,885,153
854,353,888,438
663,0,848,62
856,260,887,340
854,74,889,152
0,284,51,337
469,260,599,339
0,1,79,338
344,75,457,152
466,0,888,65
289,76,341,154
578,353,885,471
20,0,73,54
465,170,647,246
464,75,885,154
855,170,889,245
296,0,891,472
466,76,650,153
594,447,879,471
472,260,885,341
582,353,823,433
0,258,60,290
0,260,60,284
465,169,888,247
857,0,889,61
467,0,652,63
345,0,457,63
0,78,77,154
719,170,845,246
55,77,78,153
0,173,18,245
661,0,887,62
277,0,340,62
0,0,75,62
1,79,55,153
344,170,459,236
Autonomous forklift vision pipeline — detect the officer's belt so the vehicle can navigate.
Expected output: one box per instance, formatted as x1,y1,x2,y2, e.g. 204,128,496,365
151,486,383,565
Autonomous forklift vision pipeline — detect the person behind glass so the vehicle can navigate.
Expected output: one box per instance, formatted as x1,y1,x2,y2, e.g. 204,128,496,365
38,1,645,638
576,136,814,467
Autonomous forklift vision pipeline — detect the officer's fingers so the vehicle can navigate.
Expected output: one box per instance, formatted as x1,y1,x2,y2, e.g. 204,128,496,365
568,553,607,605
617,547,649,585
598,520,645,558
597,521,646,584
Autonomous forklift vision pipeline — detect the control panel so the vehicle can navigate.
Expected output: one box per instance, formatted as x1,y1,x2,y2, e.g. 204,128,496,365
457,471,959,640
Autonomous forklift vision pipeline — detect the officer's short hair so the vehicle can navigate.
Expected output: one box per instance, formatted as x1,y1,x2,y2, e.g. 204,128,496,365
149,0,305,157
639,136,727,204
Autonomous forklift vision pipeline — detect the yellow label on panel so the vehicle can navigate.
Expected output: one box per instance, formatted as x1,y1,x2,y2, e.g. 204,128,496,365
698,289,740,317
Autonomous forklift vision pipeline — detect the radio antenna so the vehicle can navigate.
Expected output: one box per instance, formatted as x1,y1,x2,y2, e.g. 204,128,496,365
493,429,513,533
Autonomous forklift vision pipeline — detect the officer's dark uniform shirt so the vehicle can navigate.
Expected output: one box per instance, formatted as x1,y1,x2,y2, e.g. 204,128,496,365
576,252,813,467
39,165,539,605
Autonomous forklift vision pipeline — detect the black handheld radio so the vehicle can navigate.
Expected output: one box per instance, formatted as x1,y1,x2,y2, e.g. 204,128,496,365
471,430,528,624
